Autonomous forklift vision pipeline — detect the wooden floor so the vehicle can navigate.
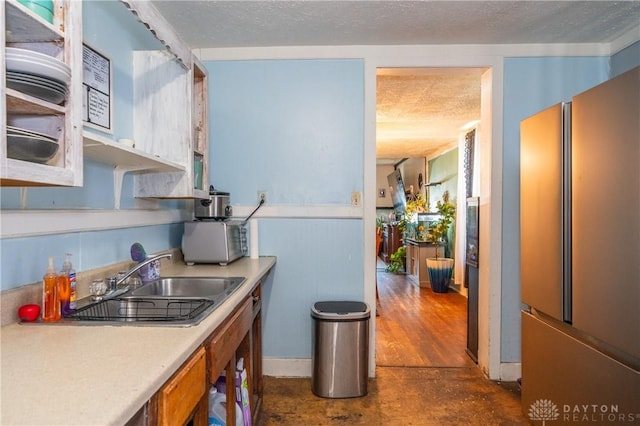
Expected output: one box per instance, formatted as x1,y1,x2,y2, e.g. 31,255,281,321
375,266,475,368
255,261,530,425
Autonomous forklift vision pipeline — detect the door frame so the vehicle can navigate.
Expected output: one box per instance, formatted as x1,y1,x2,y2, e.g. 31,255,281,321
363,51,504,380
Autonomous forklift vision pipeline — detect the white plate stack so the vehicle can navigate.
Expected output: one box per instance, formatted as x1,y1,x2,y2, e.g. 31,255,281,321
5,47,71,104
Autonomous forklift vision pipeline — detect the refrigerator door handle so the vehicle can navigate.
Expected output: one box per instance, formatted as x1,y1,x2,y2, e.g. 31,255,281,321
562,103,572,323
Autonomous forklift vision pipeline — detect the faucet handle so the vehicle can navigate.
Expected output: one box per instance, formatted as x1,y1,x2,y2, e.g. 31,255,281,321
106,276,118,291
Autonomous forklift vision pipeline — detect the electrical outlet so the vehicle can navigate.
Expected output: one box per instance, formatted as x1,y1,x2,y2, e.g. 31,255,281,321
351,191,361,207
258,191,267,203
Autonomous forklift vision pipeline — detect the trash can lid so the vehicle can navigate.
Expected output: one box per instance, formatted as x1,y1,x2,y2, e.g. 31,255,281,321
311,301,370,320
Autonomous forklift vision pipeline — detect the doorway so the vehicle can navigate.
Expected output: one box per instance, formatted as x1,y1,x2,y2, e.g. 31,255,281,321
374,67,484,368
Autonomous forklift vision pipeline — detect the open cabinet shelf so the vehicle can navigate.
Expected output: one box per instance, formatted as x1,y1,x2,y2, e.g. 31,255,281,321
1,0,83,187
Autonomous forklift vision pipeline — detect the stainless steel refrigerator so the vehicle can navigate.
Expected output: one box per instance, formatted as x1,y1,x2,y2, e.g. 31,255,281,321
520,66,639,424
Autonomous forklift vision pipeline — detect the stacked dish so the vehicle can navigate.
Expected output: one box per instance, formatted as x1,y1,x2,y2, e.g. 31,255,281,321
5,47,70,104
6,70,68,104
6,125,59,164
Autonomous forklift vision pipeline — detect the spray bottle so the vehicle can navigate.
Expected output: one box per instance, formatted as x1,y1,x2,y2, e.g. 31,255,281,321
42,257,60,322
59,253,77,314
64,253,77,311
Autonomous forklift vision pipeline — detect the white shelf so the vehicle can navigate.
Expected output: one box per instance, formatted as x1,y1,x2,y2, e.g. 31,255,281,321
5,0,64,42
82,130,185,173
6,89,66,114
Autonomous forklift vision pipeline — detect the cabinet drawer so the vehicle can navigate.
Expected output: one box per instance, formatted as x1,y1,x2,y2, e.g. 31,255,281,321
208,298,253,379
158,346,206,426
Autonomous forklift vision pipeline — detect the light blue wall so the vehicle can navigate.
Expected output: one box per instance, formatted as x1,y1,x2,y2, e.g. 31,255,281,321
501,56,610,361
260,220,364,357
207,59,364,205
0,0,188,290
82,0,163,141
1,225,184,291
205,59,364,358
428,148,458,258
428,148,458,207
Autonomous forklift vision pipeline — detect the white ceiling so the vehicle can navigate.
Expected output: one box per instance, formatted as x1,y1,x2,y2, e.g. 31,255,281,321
150,1,640,160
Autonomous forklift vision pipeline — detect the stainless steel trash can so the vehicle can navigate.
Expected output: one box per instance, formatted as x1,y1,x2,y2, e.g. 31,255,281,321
311,301,370,398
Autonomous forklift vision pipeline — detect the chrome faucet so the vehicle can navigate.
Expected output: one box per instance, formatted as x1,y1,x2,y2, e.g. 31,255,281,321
116,252,173,287
94,253,173,301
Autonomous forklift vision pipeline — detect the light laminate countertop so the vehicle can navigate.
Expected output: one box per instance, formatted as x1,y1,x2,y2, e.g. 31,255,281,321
0,256,276,426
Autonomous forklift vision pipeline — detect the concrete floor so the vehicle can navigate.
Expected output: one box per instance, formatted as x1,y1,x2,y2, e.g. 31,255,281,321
256,366,530,425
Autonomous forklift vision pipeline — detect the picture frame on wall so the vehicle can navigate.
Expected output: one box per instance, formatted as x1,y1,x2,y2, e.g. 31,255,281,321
82,43,112,133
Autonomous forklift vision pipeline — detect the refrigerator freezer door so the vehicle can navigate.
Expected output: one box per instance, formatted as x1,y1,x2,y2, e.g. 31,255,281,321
521,311,640,423
520,103,568,321
571,67,640,360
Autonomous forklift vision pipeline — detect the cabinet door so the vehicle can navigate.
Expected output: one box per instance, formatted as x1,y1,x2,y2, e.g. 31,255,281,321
207,298,253,379
158,346,207,426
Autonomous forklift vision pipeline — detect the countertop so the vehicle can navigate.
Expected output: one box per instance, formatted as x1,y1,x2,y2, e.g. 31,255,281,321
405,238,440,246
0,256,276,426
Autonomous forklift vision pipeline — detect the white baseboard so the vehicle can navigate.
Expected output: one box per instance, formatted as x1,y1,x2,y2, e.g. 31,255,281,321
500,362,521,381
263,358,522,382
263,358,312,377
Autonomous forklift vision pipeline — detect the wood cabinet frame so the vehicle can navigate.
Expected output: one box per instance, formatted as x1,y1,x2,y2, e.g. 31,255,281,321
138,280,264,426
205,281,264,425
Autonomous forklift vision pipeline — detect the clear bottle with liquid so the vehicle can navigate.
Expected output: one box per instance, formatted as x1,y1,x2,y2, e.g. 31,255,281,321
42,256,60,322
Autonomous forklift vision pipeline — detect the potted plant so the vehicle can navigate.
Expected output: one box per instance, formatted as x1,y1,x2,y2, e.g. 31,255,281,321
426,191,456,293
386,245,406,274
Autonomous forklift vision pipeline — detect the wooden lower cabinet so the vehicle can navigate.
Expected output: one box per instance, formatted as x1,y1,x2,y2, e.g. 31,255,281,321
158,347,207,426
381,224,402,263
132,281,264,426
206,289,261,426
249,283,263,416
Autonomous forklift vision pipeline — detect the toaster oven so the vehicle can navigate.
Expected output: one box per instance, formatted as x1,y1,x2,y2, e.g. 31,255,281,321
182,220,247,265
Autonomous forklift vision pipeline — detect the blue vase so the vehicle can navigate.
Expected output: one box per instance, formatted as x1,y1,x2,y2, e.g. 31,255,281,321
426,258,454,293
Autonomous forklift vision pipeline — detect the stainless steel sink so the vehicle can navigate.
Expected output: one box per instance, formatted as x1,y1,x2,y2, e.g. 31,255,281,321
59,276,246,327
129,276,245,299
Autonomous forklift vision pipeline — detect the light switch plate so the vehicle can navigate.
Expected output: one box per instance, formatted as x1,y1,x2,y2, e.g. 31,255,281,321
351,191,361,207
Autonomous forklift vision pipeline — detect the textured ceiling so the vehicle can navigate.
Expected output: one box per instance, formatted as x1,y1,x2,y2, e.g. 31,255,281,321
152,1,640,48
376,68,483,160
150,1,640,160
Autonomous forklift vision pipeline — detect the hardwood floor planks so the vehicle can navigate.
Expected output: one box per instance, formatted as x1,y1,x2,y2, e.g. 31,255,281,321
375,266,475,368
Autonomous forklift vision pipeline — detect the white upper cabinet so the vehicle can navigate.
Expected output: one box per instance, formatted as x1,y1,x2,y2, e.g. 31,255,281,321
131,49,209,199
1,0,83,187
2,0,208,197
124,1,209,199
